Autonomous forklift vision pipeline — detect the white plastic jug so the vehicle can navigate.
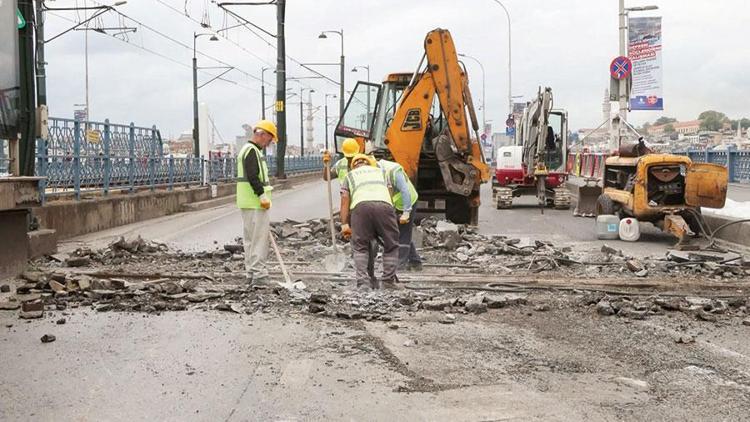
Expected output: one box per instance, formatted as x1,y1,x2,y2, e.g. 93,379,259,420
619,217,641,242
596,215,620,240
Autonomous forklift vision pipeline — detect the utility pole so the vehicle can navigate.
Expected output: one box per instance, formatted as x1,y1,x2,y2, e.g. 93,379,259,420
18,0,37,176
299,88,304,157
275,0,287,178
617,0,628,149
339,30,345,118
35,0,46,107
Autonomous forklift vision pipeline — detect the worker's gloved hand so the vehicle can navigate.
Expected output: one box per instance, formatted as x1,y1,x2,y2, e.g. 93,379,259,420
340,224,352,240
322,150,331,164
259,194,271,210
399,211,410,225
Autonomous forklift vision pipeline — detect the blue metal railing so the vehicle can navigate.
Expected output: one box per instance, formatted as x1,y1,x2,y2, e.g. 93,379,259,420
30,117,323,201
674,148,750,183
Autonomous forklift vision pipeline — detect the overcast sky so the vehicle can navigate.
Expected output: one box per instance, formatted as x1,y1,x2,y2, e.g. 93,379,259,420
42,0,749,145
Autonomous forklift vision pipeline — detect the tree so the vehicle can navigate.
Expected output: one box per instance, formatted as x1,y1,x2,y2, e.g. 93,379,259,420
654,116,677,126
663,123,675,134
698,110,729,131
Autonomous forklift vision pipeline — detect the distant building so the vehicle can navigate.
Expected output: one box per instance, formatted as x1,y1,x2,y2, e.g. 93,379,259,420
167,131,194,156
649,120,701,136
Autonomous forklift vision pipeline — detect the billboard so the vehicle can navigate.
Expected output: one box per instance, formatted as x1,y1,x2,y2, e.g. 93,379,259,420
628,17,663,110
1,0,20,138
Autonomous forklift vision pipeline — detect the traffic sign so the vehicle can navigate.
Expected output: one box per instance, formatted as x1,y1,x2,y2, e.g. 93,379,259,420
505,127,515,137
610,56,632,80
17,8,26,29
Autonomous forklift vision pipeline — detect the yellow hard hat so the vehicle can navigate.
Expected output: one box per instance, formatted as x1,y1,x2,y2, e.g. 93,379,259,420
350,153,376,168
254,120,278,141
341,138,360,158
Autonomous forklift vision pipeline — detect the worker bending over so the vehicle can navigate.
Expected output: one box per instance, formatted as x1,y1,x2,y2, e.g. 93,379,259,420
378,159,422,271
340,154,400,290
236,119,277,286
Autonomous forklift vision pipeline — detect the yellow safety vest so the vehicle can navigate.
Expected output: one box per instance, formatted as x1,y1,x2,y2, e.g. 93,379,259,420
379,159,418,211
236,142,272,209
346,165,392,210
334,157,349,183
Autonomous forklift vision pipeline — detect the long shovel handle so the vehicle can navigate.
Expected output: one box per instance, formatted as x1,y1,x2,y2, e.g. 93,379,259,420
325,160,337,250
269,232,293,285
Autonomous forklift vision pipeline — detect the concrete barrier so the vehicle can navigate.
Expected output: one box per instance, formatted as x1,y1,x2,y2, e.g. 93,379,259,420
33,171,322,241
33,183,233,240
703,214,750,248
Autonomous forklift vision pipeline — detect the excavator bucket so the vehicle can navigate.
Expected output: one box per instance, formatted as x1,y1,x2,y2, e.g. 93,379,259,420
572,178,602,217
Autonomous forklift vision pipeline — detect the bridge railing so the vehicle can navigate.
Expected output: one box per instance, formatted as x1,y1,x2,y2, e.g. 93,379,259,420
30,117,324,201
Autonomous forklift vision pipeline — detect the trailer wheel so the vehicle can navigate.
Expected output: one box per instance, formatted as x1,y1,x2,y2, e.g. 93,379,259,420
595,194,616,217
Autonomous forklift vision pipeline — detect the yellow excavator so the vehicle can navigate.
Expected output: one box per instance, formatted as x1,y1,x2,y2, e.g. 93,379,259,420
334,28,489,224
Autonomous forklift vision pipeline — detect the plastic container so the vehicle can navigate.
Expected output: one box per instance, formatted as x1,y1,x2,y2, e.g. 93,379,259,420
618,217,641,242
596,214,621,240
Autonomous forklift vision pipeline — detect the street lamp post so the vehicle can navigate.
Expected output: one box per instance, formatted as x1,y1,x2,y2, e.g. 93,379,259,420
318,29,345,117
324,93,336,150
613,2,658,149
457,54,485,130
491,0,512,120
261,67,271,120
193,32,219,157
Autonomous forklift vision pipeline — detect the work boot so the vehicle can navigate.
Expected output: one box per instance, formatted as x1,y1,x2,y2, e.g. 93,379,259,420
370,278,382,290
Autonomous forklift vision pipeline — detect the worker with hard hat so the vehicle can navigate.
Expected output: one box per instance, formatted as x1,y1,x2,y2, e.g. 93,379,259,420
236,119,277,286
378,158,422,271
339,154,400,290
322,137,360,183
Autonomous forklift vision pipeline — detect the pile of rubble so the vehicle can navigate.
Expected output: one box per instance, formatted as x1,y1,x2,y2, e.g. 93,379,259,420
579,290,750,327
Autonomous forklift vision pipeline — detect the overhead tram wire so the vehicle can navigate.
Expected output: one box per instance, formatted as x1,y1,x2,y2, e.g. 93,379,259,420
83,0,263,83
46,11,259,93
209,1,342,87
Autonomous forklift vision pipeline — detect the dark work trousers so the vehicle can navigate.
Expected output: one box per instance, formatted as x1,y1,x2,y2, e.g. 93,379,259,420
350,201,399,287
396,210,422,268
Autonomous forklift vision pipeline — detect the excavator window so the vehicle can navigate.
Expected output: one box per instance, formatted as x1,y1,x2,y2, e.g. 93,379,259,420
334,81,381,152
370,81,405,150
546,113,565,171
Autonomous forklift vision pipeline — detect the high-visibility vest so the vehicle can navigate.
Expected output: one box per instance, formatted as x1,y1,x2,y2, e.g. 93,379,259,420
334,157,349,183
379,159,418,211
236,142,271,209
346,165,392,210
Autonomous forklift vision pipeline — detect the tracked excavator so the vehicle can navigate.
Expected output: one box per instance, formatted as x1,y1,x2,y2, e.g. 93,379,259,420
492,87,571,212
333,28,489,225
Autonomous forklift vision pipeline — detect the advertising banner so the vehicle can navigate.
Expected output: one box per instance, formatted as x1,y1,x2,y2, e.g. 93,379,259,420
628,17,663,110
1,0,20,138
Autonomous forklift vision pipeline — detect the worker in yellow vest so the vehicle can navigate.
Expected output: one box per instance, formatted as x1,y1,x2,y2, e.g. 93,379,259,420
339,154,400,290
236,119,277,286
322,138,360,183
378,159,422,271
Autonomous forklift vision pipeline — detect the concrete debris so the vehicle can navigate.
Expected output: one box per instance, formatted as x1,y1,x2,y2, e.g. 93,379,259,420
0,284,10,293
485,293,528,308
0,301,21,310
422,298,455,311
65,256,91,267
439,314,457,324
40,334,56,343
464,295,487,314
626,259,644,273
601,244,623,256
56,318,66,325
742,319,750,327
675,335,696,344
596,300,616,316
614,377,650,391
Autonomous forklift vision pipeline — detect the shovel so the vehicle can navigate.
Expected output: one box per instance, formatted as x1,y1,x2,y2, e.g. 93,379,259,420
323,158,348,273
269,232,298,290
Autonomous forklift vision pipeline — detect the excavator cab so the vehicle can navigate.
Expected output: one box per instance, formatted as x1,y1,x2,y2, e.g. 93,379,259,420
335,29,489,225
